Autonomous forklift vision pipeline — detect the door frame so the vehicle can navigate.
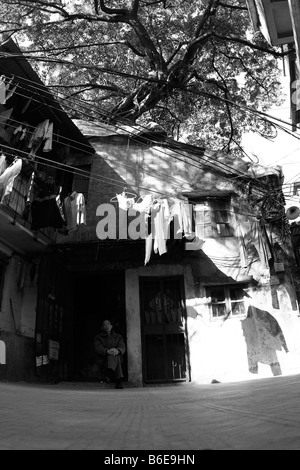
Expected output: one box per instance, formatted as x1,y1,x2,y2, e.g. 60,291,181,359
139,275,190,384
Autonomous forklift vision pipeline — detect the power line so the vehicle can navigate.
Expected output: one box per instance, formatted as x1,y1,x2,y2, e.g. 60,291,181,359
1,72,272,191
2,50,300,136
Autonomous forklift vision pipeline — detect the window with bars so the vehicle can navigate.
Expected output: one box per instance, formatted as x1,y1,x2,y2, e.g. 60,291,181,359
207,284,248,320
194,198,234,238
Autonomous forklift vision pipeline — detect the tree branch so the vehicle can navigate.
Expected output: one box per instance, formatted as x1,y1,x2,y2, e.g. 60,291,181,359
211,46,234,152
94,0,100,15
195,0,220,38
99,0,129,16
3,0,71,17
219,1,248,11
213,32,289,57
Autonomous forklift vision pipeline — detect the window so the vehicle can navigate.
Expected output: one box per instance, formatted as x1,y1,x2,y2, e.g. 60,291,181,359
207,284,248,320
194,198,234,238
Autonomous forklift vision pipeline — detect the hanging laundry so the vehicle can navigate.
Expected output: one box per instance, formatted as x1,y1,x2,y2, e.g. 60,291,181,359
64,191,86,232
132,194,153,213
181,201,194,237
0,76,6,104
169,198,193,238
236,215,272,270
31,178,66,231
6,83,17,102
0,108,13,127
144,199,171,265
0,158,22,202
43,121,53,152
12,124,29,149
0,154,7,175
28,119,54,156
116,192,135,210
153,201,168,256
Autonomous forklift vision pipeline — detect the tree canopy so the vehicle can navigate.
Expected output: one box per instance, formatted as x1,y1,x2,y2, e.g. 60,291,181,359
0,0,288,152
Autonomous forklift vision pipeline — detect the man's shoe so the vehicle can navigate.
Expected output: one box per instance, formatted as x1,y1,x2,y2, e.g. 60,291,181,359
115,381,123,389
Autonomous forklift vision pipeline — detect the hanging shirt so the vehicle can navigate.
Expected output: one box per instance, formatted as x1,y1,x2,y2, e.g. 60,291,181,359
116,192,135,210
0,158,22,202
64,191,86,232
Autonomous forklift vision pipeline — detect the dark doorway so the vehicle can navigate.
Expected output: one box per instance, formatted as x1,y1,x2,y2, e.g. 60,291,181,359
36,253,75,382
72,271,127,381
140,276,189,384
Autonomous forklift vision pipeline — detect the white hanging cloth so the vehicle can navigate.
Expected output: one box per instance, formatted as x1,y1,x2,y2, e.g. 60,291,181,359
0,158,22,202
64,191,86,232
0,154,7,176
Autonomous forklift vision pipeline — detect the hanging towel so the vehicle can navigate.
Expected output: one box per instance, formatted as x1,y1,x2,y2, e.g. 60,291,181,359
0,158,22,202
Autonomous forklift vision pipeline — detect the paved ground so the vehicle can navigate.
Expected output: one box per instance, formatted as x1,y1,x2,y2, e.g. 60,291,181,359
0,374,300,451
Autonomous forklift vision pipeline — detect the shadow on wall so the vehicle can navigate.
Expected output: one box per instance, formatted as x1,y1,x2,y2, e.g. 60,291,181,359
241,306,288,376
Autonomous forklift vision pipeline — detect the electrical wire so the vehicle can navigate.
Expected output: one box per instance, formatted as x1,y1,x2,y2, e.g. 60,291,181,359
2,50,300,136
3,116,193,193
0,142,274,220
0,72,273,192
0,67,292,206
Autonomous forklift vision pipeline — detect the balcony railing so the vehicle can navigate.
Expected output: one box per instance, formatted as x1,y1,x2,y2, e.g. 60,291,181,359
0,173,56,242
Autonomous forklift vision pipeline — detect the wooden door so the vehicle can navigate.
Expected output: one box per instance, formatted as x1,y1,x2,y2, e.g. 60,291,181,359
140,276,189,383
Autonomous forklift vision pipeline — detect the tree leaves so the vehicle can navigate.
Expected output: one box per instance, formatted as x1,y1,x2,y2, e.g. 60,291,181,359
0,0,287,153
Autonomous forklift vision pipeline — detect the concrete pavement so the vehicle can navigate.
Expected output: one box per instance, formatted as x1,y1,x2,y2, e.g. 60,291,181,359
0,374,300,450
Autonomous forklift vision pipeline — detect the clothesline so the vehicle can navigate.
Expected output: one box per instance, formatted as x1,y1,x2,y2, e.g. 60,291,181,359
111,190,201,265
0,153,86,233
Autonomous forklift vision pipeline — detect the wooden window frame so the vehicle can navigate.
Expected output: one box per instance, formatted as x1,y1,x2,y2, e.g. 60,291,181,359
207,284,249,321
194,197,234,239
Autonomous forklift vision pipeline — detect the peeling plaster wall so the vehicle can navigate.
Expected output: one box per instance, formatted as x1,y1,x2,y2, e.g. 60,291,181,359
126,255,300,385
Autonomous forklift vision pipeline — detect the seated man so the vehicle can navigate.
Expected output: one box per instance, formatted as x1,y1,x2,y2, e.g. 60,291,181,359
94,319,126,389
